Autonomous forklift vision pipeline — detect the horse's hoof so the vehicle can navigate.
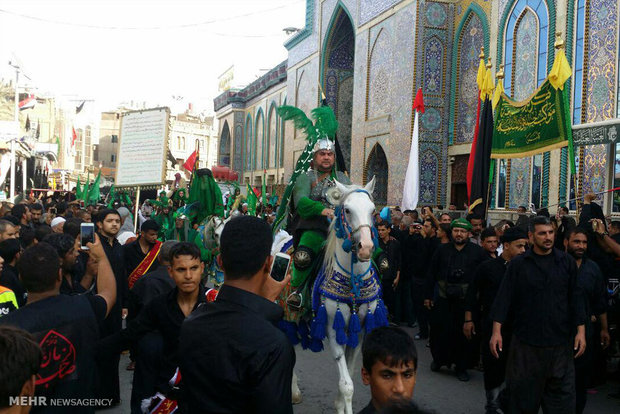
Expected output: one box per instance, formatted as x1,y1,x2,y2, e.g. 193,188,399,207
292,393,303,404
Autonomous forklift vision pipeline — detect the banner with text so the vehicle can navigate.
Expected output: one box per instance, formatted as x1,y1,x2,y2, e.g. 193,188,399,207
491,80,570,158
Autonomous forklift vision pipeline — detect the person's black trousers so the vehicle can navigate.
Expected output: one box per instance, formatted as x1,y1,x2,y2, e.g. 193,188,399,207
429,297,471,372
412,280,429,337
131,332,165,413
394,279,414,324
506,335,576,414
381,278,396,319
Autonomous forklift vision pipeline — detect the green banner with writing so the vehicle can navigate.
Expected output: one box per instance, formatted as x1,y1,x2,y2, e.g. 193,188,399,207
491,80,570,158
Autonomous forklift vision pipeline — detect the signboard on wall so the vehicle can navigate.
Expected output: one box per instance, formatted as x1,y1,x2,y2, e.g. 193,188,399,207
115,107,169,187
572,120,619,147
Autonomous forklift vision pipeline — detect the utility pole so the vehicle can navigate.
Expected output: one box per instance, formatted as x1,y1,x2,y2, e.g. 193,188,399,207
8,61,19,202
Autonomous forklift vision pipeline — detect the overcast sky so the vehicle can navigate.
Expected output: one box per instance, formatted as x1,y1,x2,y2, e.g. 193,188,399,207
0,0,305,113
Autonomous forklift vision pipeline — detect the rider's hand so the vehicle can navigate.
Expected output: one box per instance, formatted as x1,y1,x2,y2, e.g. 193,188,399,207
321,208,335,219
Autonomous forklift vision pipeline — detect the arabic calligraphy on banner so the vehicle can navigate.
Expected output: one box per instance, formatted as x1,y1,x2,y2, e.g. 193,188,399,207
491,80,571,159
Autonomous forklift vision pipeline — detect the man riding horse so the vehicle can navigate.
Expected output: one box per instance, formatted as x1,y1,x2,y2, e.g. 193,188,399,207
287,137,350,308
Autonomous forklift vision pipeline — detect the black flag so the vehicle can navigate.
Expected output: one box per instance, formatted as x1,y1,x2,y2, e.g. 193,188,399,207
321,96,348,174
76,101,85,114
468,95,494,217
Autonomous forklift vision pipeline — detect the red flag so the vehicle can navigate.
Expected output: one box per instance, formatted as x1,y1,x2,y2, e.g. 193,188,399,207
71,127,77,147
183,150,198,171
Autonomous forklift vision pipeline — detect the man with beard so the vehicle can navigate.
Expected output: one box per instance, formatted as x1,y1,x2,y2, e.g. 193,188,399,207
95,208,126,405
424,218,486,381
467,214,484,246
564,228,610,414
490,216,587,413
464,227,528,414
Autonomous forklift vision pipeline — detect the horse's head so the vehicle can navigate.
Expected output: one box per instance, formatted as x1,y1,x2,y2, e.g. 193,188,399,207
327,177,376,262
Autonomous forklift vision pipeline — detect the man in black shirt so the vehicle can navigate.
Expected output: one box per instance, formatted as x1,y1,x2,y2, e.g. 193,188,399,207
178,216,294,414
377,222,401,321
464,227,527,414
123,219,161,290
0,237,116,413
98,242,205,413
424,218,486,382
564,228,609,414
94,209,126,404
0,239,26,306
490,216,586,413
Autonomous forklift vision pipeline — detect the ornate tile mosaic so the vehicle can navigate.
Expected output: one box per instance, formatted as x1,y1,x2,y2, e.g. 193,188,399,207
244,117,253,170
582,144,608,195
359,0,401,26
368,25,393,119
421,107,442,132
420,148,439,204
513,9,538,101
425,2,448,27
586,0,618,122
233,111,244,173
267,106,278,168
255,111,264,170
454,12,484,144
508,157,531,209
423,37,444,95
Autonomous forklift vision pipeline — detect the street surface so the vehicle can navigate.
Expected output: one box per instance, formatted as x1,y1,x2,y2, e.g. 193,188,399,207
111,326,619,413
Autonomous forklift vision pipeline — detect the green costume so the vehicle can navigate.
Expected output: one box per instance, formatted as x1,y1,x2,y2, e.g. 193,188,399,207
291,168,350,288
153,210,173,239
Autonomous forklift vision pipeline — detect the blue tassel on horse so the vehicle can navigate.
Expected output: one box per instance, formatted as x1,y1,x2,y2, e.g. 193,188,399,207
333,308,348,345
310,303,328,340
278,320,300,345
364,309,376,334
373,300,389,328
309,337,324,352
298,319,311,349
346,311,361,348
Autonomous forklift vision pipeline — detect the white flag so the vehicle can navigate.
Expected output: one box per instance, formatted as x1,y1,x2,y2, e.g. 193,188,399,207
401,110,420,210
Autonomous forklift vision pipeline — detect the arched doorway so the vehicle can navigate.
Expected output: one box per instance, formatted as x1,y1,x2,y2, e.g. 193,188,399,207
219,120,231,167
322,6,354,172
364,144,388,205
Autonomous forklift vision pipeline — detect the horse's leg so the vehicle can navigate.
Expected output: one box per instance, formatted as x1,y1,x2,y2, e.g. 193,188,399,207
325,299,354,414
291,369,302,404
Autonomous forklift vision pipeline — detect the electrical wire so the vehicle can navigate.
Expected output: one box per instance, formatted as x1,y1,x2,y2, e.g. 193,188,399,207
0,1,303,31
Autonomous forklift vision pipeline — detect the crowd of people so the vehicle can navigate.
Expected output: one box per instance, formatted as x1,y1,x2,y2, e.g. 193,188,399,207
0,176,618,414
373,195,619,413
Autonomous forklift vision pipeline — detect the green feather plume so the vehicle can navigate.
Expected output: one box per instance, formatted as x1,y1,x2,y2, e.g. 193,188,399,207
311,106,338,139
277,106,317,143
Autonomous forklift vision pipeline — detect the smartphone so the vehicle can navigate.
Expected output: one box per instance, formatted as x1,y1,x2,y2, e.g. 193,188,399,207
270,252,291,282
80,223,95,250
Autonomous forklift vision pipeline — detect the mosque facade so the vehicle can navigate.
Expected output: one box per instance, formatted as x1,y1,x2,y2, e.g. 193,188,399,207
215,0,620,215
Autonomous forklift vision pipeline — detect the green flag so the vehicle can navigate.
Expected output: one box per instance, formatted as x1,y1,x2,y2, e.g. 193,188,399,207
88,171,101,205
246,184,257,216
107,184,116,209
55,136,61,159
491,80,571,159
83,172,91,202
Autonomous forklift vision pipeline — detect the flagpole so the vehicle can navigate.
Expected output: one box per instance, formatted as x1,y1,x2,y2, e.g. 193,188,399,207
133,187,140,233
483,58,495,220
543,187,620,210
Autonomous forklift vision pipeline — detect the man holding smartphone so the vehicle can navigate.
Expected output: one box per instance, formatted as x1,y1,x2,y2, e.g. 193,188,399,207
178,216,293,413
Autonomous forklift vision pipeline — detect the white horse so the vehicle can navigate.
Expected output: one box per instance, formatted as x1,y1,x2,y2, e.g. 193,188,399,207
284,177,384,414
